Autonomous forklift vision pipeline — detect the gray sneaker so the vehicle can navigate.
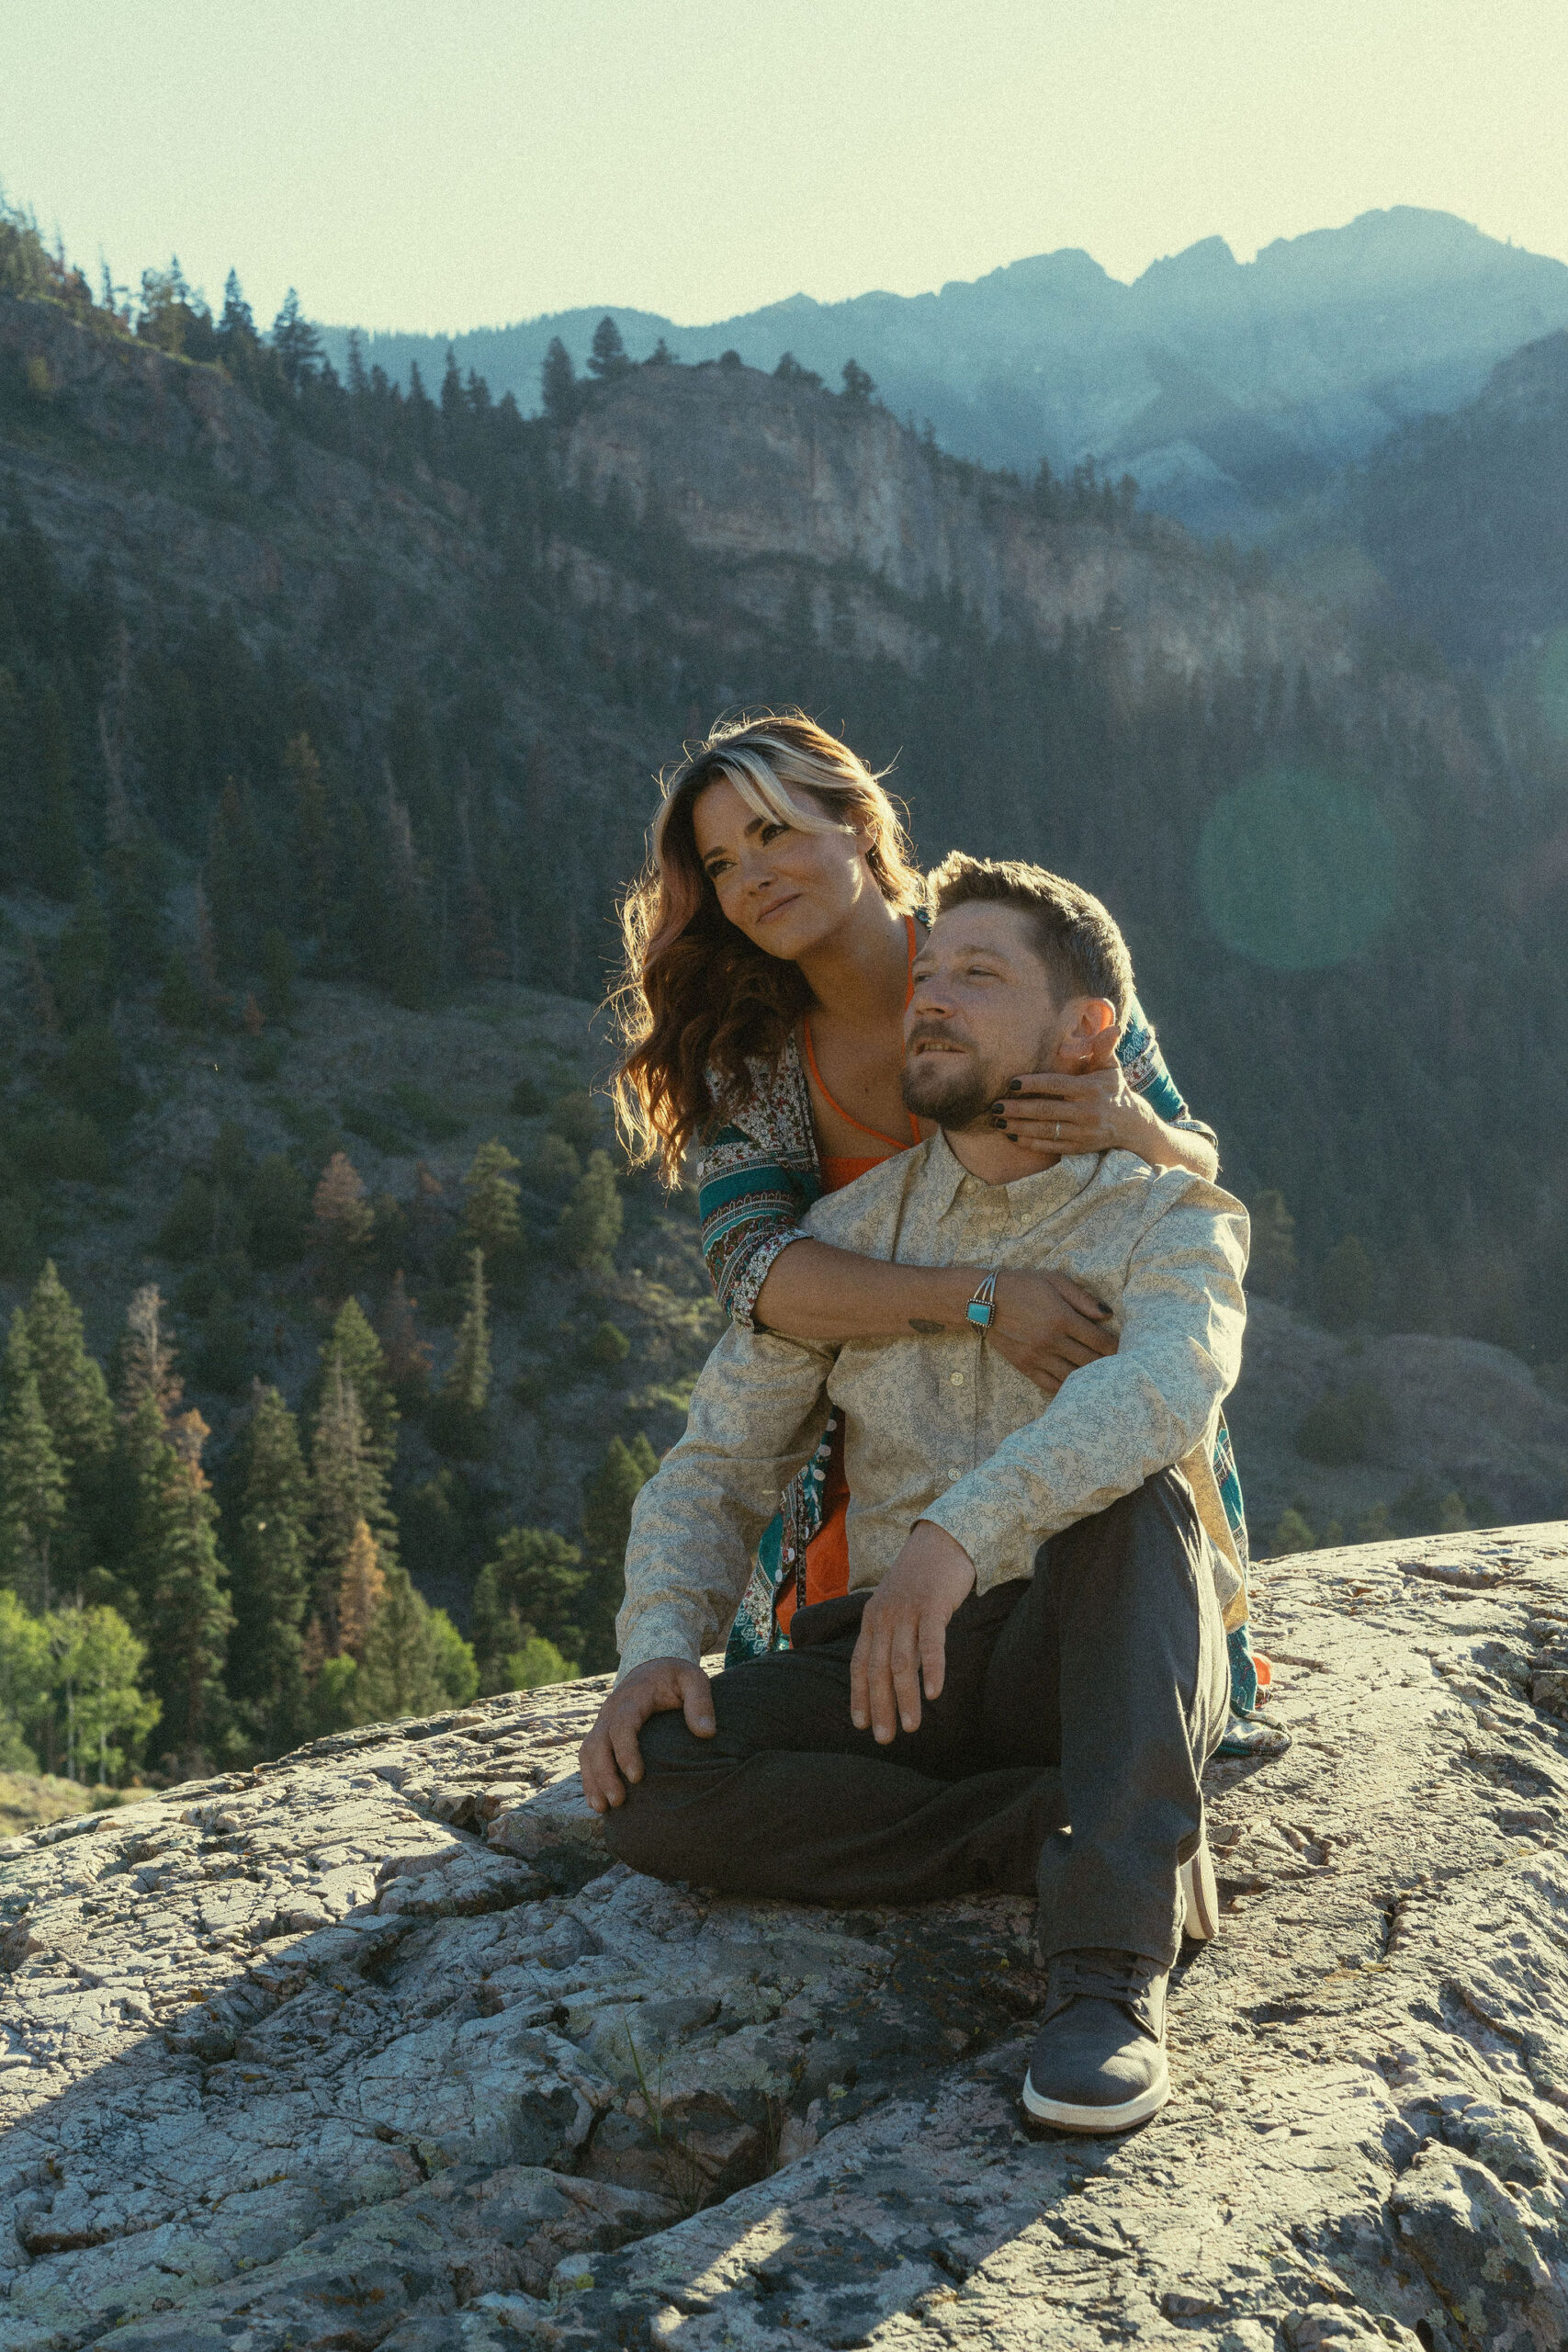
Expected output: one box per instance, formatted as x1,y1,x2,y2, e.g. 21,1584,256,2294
1021,1949,1169,2133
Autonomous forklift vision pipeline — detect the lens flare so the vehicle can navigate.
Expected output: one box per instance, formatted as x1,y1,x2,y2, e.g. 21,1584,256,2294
1195,768,1398,970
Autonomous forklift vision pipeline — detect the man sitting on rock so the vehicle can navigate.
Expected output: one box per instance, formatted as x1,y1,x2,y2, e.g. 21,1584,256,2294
579,854,1248,2134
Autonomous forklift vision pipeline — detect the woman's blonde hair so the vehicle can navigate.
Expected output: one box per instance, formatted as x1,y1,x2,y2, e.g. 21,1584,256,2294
611,711,921,1183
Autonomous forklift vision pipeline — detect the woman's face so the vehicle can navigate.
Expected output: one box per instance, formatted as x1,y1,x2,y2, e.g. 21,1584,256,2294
691,777,874,962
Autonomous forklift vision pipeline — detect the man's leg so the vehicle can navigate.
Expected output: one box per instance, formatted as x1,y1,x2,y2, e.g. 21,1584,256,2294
604,1587,1066,1905
982,1468,1229,1973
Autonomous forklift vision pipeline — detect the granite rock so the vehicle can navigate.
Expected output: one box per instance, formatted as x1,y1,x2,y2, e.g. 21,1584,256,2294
2,1521,1567,2348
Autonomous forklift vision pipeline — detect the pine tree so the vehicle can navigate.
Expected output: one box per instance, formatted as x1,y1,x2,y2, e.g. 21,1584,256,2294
477,1526,587,1681
118,1283,181,1424
223,1382,310,1753
357,1563,475,1721
469,1562,522,1695
312,1151,375,1290
310,1358,398,1640
540,336,577,422
317,1297,398,1476
461,1139,524,1270
840,358,875,405
580,1433,655,1670
558,1149,623,1272
0,1310,67,1611
259,926,296,1018
1269,1507,1317,1556
335,1519,387,1657
158,950,205,1030
433,1250,491,1457
378,1272,432,1406
25,1261,114,1486
271,288,322,391
287,734,334,938
129,1405,232,1768
52,875,113,1028
587,316,630,380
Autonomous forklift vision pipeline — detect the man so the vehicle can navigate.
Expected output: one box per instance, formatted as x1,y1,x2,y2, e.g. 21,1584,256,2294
580,854,1248,2133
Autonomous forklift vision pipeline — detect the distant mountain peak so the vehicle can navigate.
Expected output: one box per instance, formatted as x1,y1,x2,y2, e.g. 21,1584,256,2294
1134,236,1238,286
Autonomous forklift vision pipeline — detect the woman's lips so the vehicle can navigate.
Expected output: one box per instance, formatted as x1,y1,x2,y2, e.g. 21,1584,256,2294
755,894,801,924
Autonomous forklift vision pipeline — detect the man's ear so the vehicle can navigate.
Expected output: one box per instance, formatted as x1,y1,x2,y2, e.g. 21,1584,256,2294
1059,999,1121,1074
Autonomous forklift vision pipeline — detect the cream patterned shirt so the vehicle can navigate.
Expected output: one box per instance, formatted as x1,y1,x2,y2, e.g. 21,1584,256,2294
616,1136,1250,1679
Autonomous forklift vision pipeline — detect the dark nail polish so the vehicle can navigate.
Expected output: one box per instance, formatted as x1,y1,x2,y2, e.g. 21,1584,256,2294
1006,1079,1022,1093
990,1114,1008,1128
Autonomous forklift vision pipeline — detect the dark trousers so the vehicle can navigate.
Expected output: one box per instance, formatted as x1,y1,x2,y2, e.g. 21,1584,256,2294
604,1470,1230,1969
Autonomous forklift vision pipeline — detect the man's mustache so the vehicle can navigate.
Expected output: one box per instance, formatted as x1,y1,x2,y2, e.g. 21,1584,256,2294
906,1020,973,1054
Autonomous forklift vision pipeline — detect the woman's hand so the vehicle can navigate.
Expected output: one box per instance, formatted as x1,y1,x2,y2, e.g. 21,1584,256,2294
987,1266,1116,1397
993,1065,1219,1182
991,1063,1150,1159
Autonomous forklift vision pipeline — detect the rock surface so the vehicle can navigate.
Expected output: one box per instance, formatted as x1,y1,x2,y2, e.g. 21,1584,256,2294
3,1522,1568,2349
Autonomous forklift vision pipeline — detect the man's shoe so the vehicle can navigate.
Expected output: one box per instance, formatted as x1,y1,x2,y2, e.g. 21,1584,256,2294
1021,1949,1169,2133
1179,1826,1219,1942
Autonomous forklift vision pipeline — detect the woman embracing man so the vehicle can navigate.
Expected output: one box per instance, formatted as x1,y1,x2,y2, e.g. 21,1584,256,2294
612,710,1262,1735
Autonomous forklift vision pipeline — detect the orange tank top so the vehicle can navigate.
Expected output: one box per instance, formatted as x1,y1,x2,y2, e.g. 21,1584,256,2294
775,916,921,1637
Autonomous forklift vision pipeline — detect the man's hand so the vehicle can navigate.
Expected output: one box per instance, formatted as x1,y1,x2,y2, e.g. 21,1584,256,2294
851,1522,976,1743
579,1657,715,1814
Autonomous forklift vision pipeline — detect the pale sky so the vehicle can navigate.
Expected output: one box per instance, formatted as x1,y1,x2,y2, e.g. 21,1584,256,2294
3,0,1565,332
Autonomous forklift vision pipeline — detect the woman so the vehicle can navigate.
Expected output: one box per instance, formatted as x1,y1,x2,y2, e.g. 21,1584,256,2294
614,712,1261,1725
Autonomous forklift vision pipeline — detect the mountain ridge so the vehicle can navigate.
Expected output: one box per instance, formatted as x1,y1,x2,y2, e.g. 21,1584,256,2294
318,208,1568,537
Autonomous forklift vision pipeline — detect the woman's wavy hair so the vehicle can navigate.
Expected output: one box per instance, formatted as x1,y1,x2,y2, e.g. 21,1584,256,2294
611,712,921,1183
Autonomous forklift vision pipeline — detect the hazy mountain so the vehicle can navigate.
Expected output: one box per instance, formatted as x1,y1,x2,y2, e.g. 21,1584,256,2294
1350,328,1568,671
319,209,1568,539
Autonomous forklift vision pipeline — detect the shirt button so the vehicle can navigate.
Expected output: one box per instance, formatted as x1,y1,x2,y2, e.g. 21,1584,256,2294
947,1468,961,1481
784,1548,795,1562
949,1371,964,1386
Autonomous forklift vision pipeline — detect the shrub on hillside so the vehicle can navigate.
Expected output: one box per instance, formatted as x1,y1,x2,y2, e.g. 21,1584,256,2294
13,1110,111,1187
547,1090,601,1157
1293,1380,1393,1466
247,1156,310,1266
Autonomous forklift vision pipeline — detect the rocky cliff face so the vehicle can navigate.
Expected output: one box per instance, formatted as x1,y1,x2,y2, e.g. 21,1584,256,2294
565,365,1361,691
3,1520,1566,2350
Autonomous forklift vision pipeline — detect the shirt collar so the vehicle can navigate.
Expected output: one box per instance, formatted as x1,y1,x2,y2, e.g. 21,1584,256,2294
927,1128,1106,1224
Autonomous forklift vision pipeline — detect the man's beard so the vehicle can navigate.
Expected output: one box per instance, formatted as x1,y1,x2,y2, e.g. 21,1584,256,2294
901,1035,1001,1130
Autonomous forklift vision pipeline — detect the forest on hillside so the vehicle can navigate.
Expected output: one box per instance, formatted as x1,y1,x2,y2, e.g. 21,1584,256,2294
1,203,1566,1783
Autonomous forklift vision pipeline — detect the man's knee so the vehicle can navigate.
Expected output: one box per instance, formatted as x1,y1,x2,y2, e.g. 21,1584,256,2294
600,1705,722,1877
1048,1469,1201,1579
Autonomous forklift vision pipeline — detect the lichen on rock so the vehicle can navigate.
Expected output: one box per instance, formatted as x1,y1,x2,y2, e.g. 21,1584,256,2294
1,1521,1566,2348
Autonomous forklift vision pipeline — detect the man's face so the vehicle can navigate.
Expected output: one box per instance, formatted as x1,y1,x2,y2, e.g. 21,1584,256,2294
900,902,1070,1129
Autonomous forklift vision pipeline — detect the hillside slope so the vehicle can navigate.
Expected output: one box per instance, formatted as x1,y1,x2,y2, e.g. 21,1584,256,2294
2,286,1565,1346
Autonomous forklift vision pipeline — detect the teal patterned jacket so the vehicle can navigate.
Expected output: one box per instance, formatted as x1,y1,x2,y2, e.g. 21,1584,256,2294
694,996,1257,1711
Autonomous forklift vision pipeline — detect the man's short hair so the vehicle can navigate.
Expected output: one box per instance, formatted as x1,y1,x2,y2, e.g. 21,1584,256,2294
926,852,1134,1020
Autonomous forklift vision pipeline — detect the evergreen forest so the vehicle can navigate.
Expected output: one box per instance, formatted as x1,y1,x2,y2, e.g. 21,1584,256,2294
1,200,1565,1788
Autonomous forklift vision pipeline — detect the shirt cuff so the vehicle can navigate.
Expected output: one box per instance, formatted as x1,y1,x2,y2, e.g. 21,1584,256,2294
917,1496,1015,1595
614,1602,707,1684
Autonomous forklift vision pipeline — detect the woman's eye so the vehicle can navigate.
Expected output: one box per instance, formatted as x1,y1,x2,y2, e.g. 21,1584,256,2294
760,822,790,843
